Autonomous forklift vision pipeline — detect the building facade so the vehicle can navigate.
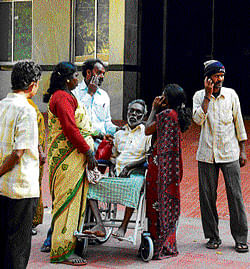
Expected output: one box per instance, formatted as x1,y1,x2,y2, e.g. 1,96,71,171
0,0,249,117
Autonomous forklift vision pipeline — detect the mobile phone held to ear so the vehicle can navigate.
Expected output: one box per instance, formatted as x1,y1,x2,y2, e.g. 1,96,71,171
90,75,99,86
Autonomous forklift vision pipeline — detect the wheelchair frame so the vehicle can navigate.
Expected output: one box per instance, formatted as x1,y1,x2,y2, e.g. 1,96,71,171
74,162,154,261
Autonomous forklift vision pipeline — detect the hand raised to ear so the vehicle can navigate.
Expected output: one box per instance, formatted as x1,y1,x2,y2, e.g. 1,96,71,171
152,96,166,112
204,76,213,98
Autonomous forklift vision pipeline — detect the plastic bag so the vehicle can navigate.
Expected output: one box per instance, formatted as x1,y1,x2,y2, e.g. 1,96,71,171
95,139,113,160
86,166,103,184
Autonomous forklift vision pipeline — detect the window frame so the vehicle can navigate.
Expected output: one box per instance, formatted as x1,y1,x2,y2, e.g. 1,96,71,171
72,0,109,65
0,0,33,64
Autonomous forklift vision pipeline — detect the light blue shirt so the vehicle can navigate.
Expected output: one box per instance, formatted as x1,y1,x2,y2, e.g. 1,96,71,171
72,80,116,135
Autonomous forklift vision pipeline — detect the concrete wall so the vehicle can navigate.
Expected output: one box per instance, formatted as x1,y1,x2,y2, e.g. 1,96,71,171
0,0,129,120
33,0,71,112
105,0,125,120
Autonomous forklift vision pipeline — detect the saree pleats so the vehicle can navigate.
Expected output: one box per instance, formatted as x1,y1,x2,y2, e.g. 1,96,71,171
47,104,94,263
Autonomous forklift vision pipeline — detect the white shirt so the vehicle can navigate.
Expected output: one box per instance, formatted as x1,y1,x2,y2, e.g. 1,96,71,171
0,93,39,199
113,124,151,175
72,80,116,135
193,87,247,163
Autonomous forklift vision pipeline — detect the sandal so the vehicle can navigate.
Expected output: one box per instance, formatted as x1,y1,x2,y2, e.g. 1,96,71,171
60,256,87,266
235,243,249,253
112,232,125,241
40,244,51,253
206,238,222,249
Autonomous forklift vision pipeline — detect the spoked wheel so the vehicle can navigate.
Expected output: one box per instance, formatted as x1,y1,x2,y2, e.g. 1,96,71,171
78,237,88,258
95,202,117,244
76,205,92,257
140,233,154,262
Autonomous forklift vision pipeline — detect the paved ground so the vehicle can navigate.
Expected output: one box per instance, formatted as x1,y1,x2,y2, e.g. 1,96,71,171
27,120,250,268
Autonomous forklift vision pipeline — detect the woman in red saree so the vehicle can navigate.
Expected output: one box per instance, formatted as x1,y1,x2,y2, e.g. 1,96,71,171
145,84,191,259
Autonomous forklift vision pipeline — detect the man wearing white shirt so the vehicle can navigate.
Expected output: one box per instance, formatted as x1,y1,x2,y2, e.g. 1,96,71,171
193,60,248,253
0,61,41,268
72,59,118,139
86,99,151,238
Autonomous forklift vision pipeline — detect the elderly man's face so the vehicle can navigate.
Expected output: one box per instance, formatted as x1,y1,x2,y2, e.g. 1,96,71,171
127,103,145,129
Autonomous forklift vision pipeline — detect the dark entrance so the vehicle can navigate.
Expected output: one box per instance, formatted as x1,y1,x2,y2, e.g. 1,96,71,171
139,0,250,115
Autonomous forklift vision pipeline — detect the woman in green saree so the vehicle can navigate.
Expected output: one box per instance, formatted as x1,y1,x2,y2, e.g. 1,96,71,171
44,62,98,266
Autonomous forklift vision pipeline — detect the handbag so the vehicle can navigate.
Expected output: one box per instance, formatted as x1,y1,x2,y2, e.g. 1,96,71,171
95,139,113,160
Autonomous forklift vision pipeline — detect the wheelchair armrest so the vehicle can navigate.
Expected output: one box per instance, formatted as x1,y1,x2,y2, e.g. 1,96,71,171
97,159,113,166
127,162,148,176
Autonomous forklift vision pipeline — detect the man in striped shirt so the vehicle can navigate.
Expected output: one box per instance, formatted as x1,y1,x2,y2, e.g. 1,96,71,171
193,60,248,253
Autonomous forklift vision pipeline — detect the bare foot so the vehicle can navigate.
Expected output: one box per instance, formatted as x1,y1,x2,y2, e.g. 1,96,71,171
83,224,106,237
112,226,127,240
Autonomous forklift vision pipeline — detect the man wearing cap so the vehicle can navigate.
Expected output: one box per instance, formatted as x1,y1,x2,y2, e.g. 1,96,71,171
192,60,248,253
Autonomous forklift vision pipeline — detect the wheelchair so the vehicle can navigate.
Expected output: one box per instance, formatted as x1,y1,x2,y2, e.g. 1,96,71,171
74,160,154,262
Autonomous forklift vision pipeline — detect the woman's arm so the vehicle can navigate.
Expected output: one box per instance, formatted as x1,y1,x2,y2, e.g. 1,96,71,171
145,96,166,135
50,91,97,169
50,91,91,153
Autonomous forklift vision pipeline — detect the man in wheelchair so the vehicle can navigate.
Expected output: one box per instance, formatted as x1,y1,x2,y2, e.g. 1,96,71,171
84,99,151,238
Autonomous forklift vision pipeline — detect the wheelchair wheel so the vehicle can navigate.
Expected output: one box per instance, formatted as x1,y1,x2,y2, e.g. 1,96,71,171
75,204,91,257
78,237,88,258
95,202,117,244
140,235,154,262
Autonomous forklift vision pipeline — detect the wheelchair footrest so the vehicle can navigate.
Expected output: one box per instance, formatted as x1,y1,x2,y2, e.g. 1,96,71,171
74,231,100,240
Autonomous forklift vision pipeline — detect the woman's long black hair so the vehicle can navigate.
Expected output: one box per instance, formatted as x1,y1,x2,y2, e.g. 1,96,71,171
43,62,77,103
162,84,192,133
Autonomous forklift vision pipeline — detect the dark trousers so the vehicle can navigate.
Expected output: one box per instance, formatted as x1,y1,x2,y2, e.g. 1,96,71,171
198,160,248,244
0,195,38,269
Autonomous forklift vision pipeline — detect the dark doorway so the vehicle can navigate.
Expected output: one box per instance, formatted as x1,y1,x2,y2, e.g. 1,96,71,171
139,0,164,110
139,0,250,115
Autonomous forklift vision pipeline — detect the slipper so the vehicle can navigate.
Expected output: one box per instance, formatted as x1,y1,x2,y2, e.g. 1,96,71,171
235,243,249,253
93,230,106,237
82,229,95,235
112,233,124,241
206,238,222,249
32,229,37,236
60,258,87,266
40,244,51,253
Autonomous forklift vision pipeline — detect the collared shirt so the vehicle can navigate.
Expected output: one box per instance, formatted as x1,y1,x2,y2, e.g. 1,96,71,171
72,80,116,135
193,87,247,163
0,93,39,199
113,124,151,175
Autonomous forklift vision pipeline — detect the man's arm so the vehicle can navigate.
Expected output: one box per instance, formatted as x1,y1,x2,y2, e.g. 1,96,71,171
193,77,214,126
231,91,248,167
119,157,146,178
0,149,25,177
239,141,247,167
